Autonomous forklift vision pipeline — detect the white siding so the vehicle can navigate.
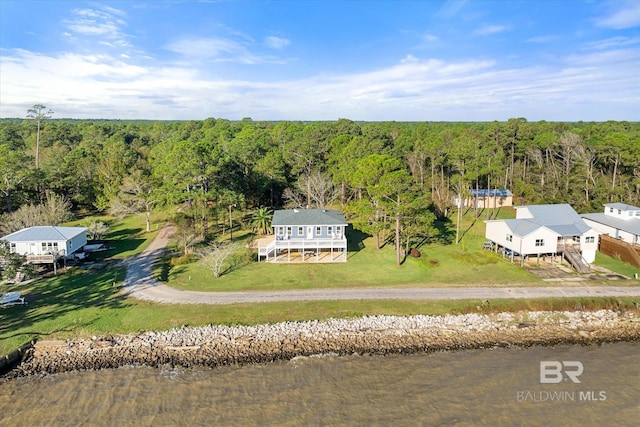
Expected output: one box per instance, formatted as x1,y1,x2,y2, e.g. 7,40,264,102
582,219,636,245
485,221,515,250
519,228,558,255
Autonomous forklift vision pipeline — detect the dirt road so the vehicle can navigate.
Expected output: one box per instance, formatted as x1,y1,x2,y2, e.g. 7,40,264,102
122,226,640,305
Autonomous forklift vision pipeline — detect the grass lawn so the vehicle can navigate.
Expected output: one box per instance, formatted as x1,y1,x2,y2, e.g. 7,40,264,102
2,209,639,356
158,209,540,291
593,252,640,279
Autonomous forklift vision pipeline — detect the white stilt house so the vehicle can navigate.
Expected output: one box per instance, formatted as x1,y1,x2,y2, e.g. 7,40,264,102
258,209,348,263
1,226,87,274
484,204,598,273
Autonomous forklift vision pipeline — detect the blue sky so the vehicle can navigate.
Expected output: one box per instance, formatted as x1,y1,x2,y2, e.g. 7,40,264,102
1,0,639,121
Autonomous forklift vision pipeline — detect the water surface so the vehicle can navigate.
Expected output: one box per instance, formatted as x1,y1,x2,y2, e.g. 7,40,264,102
1,343,638,426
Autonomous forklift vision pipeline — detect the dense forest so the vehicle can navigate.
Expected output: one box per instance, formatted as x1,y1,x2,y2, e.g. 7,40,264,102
1,113,639,254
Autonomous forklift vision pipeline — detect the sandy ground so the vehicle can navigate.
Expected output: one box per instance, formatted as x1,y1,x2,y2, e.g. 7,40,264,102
122,226,640,305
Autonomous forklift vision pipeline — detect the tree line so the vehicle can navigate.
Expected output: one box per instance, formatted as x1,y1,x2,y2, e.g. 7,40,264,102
1,110,638,264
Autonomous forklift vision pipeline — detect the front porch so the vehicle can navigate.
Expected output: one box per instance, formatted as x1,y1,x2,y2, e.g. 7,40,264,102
257,236,347,263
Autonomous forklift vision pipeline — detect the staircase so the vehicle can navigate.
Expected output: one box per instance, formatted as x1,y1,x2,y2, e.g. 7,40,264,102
563,246,590,274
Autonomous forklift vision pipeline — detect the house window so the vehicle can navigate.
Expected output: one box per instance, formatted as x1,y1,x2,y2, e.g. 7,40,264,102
276,227,283,236
618,209,622,215
316,226,321,236
506,234,512,242
572,236,580,243
585,236,595,244
609,207,613,213
328,226,333,236
636,211,640,217
10,243,16,253
629,211,634,217
535,239,544,247
297,226,303,236
286,226,292,236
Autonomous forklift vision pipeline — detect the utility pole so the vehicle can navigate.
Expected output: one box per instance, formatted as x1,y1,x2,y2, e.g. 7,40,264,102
229,204,236,240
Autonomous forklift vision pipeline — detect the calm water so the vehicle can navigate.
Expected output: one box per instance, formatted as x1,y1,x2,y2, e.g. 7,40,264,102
1,343,638,426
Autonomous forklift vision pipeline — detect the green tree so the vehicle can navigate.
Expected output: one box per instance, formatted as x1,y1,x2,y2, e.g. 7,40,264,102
26,104,53,169
250,207,273,235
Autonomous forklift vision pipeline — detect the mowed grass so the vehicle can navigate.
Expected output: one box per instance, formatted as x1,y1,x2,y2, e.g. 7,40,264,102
160,209,539,291
2,264,637,355
2,208,639,356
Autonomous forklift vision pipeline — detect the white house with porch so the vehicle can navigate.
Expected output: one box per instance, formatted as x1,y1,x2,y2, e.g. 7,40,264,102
581,203,640,246
484,204,598,272
1,226,87,263
258,209,348,263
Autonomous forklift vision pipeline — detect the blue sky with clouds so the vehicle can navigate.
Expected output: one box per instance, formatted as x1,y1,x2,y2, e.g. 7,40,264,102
1,0,639,121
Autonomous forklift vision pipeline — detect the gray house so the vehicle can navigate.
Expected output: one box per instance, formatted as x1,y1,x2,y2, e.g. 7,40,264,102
258,209,348,262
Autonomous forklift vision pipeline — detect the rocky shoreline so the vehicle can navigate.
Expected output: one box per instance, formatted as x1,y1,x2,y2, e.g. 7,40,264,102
7,309,640,378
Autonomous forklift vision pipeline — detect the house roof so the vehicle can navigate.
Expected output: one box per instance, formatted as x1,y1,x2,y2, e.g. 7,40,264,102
604,202,640,211
514,204,593,236
471,189,513,197
502,219,543,237
272,209,347,226
1,226,87,242
581,213,640,236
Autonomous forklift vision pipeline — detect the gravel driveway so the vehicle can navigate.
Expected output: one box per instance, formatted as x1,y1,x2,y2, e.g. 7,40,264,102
122,226,640,305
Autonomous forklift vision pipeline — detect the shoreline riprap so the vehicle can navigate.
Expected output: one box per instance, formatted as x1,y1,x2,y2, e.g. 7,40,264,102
6,309,640,378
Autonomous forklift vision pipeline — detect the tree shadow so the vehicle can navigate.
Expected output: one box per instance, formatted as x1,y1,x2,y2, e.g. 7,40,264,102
346,227,370,252
0,265,133,352
431,216,455,244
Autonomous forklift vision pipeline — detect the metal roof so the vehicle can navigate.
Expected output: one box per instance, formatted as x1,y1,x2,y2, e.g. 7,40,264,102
272,209,347,226
581,213,640,236
1,226,87,242
510,204,593,236
604,202,640,211
515,204,591,234
471,189,513,197
502,219,542,237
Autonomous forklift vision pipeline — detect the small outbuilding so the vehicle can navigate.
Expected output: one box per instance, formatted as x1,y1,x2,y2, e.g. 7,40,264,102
454,189,513,209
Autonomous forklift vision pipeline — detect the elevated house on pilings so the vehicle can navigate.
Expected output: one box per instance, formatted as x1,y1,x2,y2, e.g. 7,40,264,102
484,204,598,273
258,209,348,263
1,226,87,274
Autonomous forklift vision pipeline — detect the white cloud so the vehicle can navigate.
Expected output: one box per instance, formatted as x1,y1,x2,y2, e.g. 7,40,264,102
525,35,559,43
264,36,290,49
165,36,287,65
64,6,131,48
1,46,638,121
595,1,640,29
584,36,640,50
474,24,509,36
436,0,468,19
422,34,440,43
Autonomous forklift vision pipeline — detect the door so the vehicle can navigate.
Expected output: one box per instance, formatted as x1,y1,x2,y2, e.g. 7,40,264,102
307,226,313,239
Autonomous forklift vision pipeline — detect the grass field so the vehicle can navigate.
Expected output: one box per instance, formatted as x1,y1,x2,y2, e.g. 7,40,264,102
157,208,541,291
1,209,638,356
